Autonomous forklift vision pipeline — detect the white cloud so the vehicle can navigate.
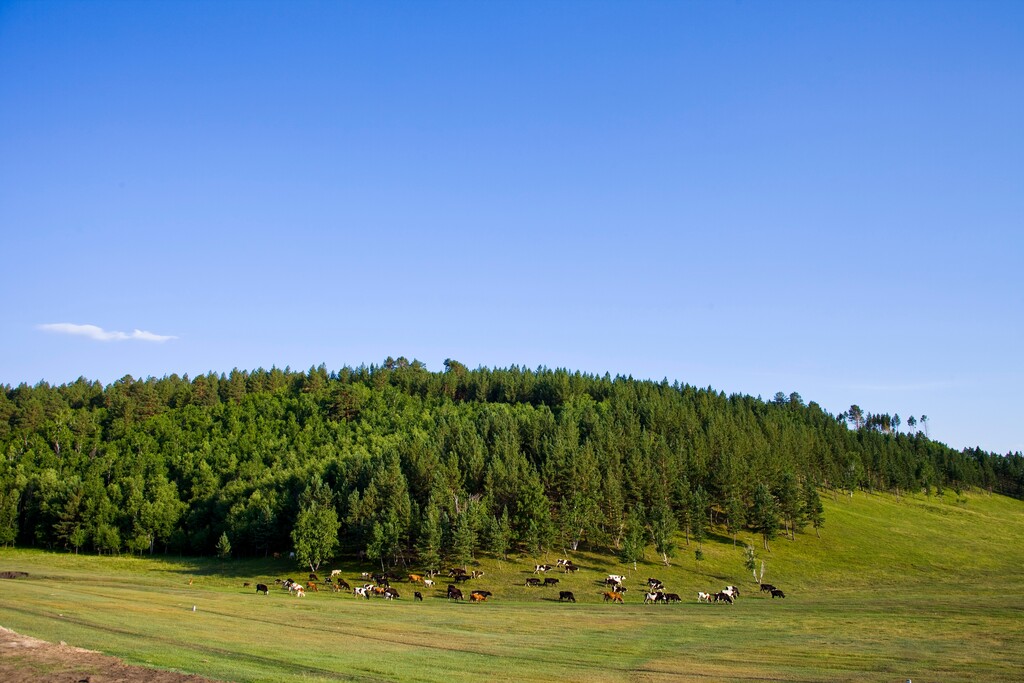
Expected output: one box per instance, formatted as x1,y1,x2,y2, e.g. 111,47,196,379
38,323,178,343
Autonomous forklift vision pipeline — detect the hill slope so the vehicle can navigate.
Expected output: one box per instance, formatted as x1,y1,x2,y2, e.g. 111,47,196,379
1,489,1022,682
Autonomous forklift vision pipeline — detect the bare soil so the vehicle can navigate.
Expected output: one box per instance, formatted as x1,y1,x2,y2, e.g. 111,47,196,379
0,626,219,683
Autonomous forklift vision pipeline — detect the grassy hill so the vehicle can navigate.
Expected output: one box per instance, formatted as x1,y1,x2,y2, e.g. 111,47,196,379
1,489,1022,682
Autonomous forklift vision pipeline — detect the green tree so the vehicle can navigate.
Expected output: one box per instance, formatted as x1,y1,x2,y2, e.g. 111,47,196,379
216,531,232,559
751,483,780,550
689,485,709,550
488,507,512,561
291,476,340,573
619,504,646,569
415,499,443,573
802,478,825,538
775,471,801,540
649,499,678,566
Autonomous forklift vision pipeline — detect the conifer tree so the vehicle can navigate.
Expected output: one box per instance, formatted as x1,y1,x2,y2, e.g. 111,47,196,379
751,483,780,550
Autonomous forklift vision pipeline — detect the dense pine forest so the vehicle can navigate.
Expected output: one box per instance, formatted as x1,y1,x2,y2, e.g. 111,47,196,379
2,359,1021,567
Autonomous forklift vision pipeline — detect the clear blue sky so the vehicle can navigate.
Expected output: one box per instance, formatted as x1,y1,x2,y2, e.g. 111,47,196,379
1,1,1021,454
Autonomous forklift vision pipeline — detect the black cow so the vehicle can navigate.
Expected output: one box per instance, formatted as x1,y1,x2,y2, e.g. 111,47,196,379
771,588,786,599
337,578,351,591
256,583,269,595
559,591,576,602
525,578,541,587
543,577,560,586
453,574,472,583
447,585,464,601
760,583,777,593
664,593,682,603
414,591,423,601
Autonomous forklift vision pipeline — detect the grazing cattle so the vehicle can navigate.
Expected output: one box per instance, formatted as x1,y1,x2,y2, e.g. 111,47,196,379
243,582,251,588
723,585,740,599
453,573,471,583
375,576,390,587
644,591,662,604
543,577,560,586
414,591,423,601
470,592,487,602
447,586,464,601
306,582,318,592
361,572,372,579
256,583,269,595
293,587,305,597
714,592,734,604
607,575,626,584
664,593,682,603
760,583,777,593
534,564,553,574
448,568,467,577
473,590,493,598
471,570,485,579
337,579,351,591
372,586,388,596
354,587,370,599
408,574,423,584
771,589,786,599
556,558,569,566
309,573,319,582
384,588,400,600
563,563,579,573
559,591,576,603
525,578,541,587
603,591,624,603
647,578,663,588
331,569,344,578
697,592,713,603
423,579,435,588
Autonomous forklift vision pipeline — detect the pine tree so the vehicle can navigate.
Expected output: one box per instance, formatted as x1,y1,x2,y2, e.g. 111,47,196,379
802,478,825,538
216,531,232,559
751,483,780,550
619,504,646,569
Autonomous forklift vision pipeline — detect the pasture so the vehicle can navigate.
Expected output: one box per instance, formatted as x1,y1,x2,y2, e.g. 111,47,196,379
2,490,1023,682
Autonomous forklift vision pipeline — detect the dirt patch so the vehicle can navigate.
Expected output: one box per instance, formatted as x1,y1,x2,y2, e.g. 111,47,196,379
0,571,29,579
0,626,221,683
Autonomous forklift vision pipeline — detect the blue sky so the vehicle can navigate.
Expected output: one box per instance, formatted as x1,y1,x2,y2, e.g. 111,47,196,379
1,1,1021,454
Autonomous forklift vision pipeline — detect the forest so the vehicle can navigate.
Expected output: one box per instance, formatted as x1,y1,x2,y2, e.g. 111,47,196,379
2,358,1021,568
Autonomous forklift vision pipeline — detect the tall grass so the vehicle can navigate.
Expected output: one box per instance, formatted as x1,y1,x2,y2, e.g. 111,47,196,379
2,490,1022,682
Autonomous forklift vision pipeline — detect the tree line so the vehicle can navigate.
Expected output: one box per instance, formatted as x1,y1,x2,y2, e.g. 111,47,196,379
1,359,1021,567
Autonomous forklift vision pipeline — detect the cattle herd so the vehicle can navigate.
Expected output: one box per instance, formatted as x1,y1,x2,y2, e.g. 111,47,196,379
247,560,788,606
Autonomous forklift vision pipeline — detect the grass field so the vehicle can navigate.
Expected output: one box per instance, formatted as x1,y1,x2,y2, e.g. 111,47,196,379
2,490,1023,682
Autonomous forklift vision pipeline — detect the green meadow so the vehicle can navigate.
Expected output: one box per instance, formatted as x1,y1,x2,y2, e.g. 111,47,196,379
2,490,1023,682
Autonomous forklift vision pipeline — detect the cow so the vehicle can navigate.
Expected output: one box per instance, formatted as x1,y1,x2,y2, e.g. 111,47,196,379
306,582,319,592
471,570,485,579
408,574,423,584
414,591,423,601
256,583,269,595
647,578,664,590
423,579,435,588
354,587,370,599
453,573,471,583
293,587,305,598
447,585,464,601
607,575,626,584
525,578,541,587
559,591,576,602
771,588,786,599
243,582,251,588
644,591,663,604
563,563,579,573
470,592,488,602
336,578,351,591
759,583,777,593
473,590,493,598
309,573,319,582
556,559,569,566
543,577,560,586
330,569,344,578
603,591,624,603
448,568,468,577
714,592,734,604
697,591,713,603
534,564,553,574
664,593,682,603
723,585,740,599
384,588,400,600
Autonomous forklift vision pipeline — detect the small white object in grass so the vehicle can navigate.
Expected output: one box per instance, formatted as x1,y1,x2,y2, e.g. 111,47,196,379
192,605,196,612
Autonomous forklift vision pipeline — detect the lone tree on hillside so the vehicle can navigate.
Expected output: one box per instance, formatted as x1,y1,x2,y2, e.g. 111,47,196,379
292,475,340,573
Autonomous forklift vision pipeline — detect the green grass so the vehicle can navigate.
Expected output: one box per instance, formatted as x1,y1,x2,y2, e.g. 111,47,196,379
2,490,1023,682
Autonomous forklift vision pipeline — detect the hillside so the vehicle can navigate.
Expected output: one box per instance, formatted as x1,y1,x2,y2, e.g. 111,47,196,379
2,362,1021,566
1,489,1022,682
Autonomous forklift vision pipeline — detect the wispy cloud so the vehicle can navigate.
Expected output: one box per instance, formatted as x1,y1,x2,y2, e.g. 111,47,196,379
38,323,178,343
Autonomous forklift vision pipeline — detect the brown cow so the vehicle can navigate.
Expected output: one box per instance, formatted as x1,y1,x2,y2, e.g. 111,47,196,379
470,592,488,602
603,591,624,603
408,574,423,584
